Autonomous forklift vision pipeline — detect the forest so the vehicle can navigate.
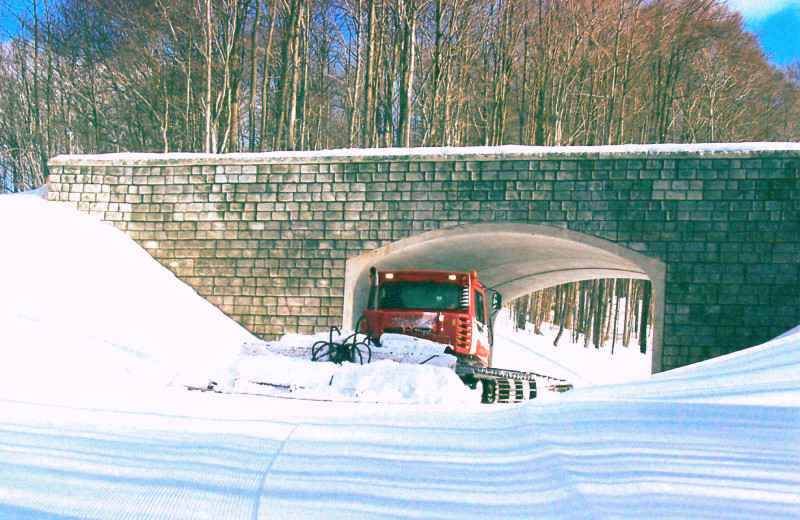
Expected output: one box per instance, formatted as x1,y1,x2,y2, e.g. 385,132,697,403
506,279,654,353
1,0,799,192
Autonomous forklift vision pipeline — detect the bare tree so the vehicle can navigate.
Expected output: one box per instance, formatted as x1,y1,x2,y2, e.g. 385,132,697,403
2,0,799,193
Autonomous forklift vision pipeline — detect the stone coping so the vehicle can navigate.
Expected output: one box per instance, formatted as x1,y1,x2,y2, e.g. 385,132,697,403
49,143,800,167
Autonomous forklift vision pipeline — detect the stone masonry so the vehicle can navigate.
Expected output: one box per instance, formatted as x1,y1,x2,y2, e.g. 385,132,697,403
47,146,800,372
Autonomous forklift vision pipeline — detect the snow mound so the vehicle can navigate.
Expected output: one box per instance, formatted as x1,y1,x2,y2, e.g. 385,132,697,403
0,195,476,406
243,329,367,359
231,332,471,404
228,353,476,404
566,324,800,406
327,359,474,403
374,333,457,367
0,194,256,398
245,330,457,366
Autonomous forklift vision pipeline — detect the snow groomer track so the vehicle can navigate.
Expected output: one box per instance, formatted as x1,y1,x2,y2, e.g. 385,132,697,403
2,340,799,520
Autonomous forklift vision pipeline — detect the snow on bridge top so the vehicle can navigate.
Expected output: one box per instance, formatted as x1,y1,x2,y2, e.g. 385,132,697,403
49,142,800,167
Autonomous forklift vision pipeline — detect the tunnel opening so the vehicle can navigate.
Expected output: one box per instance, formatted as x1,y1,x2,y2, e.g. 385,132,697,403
344,223,666,375
496,278,655,387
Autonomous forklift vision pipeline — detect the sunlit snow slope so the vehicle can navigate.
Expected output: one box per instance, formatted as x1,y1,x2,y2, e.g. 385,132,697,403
1,194,799,519
0,194,256,396
0,194,476,406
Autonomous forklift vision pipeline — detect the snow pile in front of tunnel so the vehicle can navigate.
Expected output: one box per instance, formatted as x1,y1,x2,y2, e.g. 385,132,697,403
245,330,457,367
228,333,476,404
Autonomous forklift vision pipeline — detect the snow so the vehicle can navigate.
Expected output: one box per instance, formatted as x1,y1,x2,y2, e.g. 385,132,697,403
243,330,457,367
777,324,800,339
570,328,800,406
1,193,799,519
492,309,653,389
231,331,471,404
49,142,800,166
0,194,254,399
227,350,474,405
0,194,473,406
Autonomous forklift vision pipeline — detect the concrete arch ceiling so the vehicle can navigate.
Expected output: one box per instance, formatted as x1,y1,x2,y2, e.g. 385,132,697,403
344,222,667,373
343,222,666,330
376,234,650,302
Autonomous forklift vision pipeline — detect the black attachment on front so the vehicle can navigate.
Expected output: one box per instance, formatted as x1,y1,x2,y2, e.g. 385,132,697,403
311,315,374,365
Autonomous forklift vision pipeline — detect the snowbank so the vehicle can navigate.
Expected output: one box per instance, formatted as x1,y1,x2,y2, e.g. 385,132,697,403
231,331,472,404
229,353,476,404
243,330,457,366
0,194,476,406
568,324,800,406
0,194,255,396
0,325,797,520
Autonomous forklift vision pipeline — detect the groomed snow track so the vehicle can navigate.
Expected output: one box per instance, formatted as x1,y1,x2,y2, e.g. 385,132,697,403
2,194,799,519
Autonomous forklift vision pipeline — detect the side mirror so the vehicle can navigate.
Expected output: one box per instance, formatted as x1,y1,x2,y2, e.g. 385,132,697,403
491,292,502,310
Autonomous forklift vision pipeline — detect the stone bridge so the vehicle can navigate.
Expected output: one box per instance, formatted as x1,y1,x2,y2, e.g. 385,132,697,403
47,144,800,373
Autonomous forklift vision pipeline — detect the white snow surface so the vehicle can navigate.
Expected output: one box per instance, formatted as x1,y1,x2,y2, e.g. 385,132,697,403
243,330,457,368
49,141,800,165
0,194,257,396
492,310,653,389
0,194,470,406
1,193,799,519
232,331,470,404
228,344,472,405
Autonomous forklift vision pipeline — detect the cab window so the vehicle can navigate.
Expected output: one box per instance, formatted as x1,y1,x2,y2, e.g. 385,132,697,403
473,289,486,324
378,282,462,311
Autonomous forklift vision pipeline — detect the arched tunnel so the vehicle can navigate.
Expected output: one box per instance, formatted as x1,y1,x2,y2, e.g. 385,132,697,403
344,223,667,373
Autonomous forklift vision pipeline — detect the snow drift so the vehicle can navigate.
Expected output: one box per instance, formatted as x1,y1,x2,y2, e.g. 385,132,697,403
232,332,475,404
0,194,255,394
0,194,475,405
0,326,797,520
568,325,800,406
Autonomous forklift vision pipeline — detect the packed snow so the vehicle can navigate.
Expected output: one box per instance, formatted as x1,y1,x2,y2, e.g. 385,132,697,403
231,331,473,404
0,194,252,399
1,193,799,519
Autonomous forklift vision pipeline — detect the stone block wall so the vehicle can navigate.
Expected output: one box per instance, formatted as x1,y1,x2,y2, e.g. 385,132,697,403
47,146,800,372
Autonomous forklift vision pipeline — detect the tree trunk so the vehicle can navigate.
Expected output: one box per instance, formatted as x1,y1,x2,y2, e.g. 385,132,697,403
362,0,378,148
259,2,278,151
396,0,416,147
611,280,621,354
204,0,213,153
247,0,262,152
639,280,652,354
273,0,303,149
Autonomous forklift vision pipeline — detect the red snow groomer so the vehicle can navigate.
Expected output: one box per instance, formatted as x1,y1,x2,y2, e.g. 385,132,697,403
360,268,570,403
361,269,495,367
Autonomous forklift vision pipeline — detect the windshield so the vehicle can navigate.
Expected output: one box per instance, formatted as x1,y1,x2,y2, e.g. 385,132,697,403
378,281,464,311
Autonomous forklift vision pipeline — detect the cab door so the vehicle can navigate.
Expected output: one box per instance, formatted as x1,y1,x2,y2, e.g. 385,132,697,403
472,287,491,366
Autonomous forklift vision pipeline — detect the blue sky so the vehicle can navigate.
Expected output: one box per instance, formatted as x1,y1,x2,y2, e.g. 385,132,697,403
0,0,799,67
727,0,800,66
0,0,24,40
